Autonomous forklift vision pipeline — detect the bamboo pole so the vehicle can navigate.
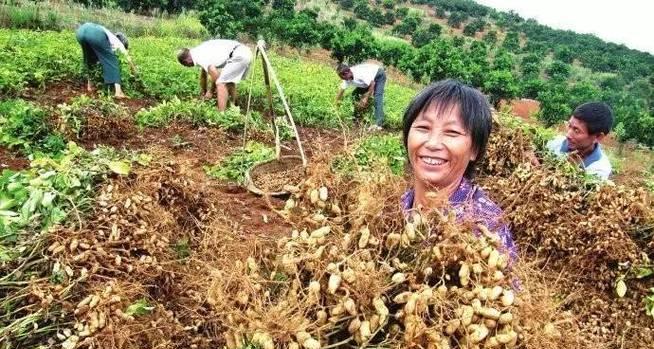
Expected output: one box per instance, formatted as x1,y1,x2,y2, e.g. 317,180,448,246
256,41,308,167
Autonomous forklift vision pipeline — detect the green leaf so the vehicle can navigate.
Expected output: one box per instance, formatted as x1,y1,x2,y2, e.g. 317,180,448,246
41,192,56,207
125,299,154,317
636,267,654,279
0,198,16,210
109,161,131,176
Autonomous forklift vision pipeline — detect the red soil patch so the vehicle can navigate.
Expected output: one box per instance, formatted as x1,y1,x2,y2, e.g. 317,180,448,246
20,81,157,111
501,98,540,123
0,147,29,171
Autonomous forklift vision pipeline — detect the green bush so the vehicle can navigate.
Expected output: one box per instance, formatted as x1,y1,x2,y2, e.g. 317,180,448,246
546,61,571,82
392,13,422,36
446,11,468,28
463,18,485,37
329,25,377,64
0,99,65,155
204,141,274,183
412,23,441,47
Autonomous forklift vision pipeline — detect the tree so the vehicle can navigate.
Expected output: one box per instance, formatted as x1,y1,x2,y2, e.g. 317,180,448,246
467,41,490,88
382,0,395,9
392,13,422,36
411,38,471,84
483,70,519,108
265,9,323,49
492,49,514,71
483,30,497,44
329,25,377,63
554,46,574,64
272,0,295,13
447,11,468,28
537,82,572,126
198,0,266,38
376,38,416,67
501,31,520,51
463,18,486,37
383,11,396,25
338,0,355,9
395,6,409,18
412,23,441,47
520,78,546,99
520,53,542,77
546,61,571,82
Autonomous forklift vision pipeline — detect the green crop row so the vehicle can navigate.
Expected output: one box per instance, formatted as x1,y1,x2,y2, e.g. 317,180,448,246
1,29,417,129
0,99,67,155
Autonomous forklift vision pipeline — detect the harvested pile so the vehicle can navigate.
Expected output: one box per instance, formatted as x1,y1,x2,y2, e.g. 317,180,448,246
251,157,305,193
207,162,576,348
2,118,652,349
479,117,654,347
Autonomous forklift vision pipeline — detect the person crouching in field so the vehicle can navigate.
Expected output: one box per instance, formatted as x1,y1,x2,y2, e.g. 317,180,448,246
400,80,517,261
335,63,386,131
75,22,137,99
177,40,253,112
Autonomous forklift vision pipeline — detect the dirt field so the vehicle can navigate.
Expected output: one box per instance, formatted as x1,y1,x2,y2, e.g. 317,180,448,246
3,81,653,349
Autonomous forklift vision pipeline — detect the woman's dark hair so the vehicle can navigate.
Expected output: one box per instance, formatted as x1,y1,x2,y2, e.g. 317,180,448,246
402,79,492,179
115,32,129,50
572,102,613,135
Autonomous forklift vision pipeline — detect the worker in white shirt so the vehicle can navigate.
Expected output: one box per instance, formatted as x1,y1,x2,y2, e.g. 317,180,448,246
335,63,387,131
75,22,137,99
177,40,252,111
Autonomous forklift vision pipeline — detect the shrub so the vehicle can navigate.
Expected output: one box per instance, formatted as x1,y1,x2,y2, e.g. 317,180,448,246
411,23,441,47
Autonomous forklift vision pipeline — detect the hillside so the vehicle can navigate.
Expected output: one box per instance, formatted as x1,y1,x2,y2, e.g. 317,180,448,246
294,0,653,148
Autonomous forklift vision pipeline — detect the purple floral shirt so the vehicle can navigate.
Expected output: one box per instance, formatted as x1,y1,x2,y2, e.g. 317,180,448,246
401,178,517,261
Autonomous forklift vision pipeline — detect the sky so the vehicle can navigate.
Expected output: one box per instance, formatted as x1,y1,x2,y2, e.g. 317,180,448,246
475,0,654,54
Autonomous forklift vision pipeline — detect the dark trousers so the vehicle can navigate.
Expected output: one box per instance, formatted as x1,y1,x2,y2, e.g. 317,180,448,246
75,22,121,84
352,68,386,126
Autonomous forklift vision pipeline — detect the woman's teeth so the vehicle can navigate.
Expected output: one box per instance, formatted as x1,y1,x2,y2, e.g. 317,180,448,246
421,156,445,165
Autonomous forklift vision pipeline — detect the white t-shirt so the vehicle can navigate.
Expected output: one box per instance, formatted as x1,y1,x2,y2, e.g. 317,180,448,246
101,27,127,54
340,63,380,90
190,39,241,72
546,135,612,180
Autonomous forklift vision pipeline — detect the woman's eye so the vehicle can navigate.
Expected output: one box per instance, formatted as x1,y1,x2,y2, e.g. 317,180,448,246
413,125,429,130
445,130,462,136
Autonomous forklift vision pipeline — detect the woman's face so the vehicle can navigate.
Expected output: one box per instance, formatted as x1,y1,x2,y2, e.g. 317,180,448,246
407,103,476,191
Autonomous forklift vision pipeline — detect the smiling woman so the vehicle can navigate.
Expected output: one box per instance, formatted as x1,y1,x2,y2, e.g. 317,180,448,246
400,80,517,260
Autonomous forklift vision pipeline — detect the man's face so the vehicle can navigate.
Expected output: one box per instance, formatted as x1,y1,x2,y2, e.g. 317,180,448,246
339,70,353,80
565,116,602,153
180,55,194,67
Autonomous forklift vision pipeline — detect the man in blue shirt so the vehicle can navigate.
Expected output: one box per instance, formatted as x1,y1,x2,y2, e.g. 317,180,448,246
545,102,613,180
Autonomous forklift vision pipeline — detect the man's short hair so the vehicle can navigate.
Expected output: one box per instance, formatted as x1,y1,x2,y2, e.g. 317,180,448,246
177,48,191,65
336,63,350,75
572,102,613,135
